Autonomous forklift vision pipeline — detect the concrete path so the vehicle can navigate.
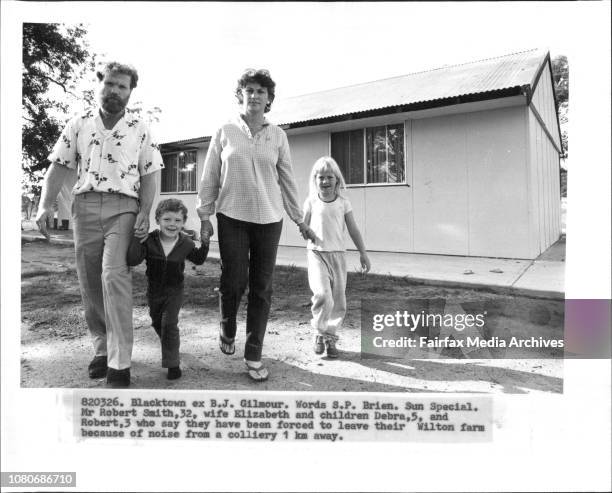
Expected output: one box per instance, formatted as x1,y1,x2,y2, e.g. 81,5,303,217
21,226,565,299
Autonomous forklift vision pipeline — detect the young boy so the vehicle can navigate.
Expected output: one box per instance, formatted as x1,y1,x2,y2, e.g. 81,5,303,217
127,198,208,379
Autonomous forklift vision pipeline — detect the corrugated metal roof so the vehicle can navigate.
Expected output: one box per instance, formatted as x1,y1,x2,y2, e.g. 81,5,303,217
268,48,548,127
162,48,548,145
163,135,211,147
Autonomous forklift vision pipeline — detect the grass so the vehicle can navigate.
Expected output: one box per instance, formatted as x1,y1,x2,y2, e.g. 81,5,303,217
21,269,75,279
22,306,88,339
21,272,81,308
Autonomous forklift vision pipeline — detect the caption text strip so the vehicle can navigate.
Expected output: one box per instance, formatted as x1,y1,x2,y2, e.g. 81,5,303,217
74,391,492,442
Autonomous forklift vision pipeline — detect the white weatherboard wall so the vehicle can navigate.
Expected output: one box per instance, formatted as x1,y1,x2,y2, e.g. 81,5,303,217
282,132,329,247
527,60,562,256
528,109,561,256
466,107,532,257
286,105,547,258
412,106,532,258
412,113,470,255
363,185,413,252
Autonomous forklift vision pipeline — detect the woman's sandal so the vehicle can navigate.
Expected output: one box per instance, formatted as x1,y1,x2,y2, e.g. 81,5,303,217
245,360,269,382
219,332,235,355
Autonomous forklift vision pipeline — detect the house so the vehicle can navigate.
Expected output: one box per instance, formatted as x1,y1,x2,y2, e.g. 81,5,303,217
156,48,563,259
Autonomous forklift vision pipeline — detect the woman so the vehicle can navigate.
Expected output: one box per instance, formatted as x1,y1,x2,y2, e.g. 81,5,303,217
197,68,313,381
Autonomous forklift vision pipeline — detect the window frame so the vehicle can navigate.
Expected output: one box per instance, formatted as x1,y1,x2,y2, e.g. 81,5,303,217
160,150,198,194
329,123,408,188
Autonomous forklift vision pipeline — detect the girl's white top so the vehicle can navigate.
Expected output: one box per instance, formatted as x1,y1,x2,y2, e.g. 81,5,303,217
304,195,353,252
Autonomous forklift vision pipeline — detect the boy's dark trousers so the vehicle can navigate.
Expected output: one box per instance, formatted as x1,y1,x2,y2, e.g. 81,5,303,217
147,285,184,368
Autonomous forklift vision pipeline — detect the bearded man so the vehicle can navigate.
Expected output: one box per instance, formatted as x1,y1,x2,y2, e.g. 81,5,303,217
36,62,163,387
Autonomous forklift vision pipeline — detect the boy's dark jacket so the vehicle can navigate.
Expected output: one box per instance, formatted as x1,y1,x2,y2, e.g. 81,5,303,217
127,230,208,290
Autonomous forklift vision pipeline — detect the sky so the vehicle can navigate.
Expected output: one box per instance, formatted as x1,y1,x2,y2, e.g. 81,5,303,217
66,1,580,143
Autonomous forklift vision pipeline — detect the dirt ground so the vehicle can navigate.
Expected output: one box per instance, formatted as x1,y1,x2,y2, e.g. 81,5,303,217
20,239,564,394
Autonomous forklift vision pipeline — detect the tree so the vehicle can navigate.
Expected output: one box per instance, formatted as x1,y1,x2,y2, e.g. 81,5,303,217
129,103,163,124
22,23,96,197
551,55,568,159
21,23,163,226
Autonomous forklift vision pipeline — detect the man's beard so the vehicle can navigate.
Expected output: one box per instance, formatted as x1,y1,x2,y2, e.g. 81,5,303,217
101,95,127,115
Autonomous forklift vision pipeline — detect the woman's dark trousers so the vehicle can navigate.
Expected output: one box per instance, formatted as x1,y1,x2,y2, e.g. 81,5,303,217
217,213,282,361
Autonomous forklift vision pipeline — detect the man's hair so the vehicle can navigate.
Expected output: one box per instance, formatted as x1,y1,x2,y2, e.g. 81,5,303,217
155,198,188,222
234,68,276,113
96,61,139,89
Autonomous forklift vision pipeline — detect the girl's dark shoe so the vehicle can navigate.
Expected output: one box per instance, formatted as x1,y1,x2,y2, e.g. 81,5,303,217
314,335,325,355
326,339,339,359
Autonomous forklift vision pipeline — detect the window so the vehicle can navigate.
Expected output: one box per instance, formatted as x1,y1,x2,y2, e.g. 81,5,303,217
331,124,405,185
331,129,364,184
161,150,197,193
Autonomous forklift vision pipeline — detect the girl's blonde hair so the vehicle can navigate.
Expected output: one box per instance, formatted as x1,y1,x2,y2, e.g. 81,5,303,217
309,156,347,198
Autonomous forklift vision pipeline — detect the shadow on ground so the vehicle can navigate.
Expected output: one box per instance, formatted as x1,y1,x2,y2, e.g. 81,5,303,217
340,350,563,394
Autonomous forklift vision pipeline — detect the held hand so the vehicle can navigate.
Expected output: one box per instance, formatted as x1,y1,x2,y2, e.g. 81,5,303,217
360,252,371,276
35,206,53,240
200,220,214,245
298,222,316,242
134,211,150,240
305,227,317,242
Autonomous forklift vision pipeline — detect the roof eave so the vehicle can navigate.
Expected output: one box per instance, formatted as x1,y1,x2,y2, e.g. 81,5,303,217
161,136,211,148
280,86,529,130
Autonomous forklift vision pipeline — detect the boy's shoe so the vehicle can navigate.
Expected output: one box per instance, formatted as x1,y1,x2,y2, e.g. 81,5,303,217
326,339,339,359
167,367,182,380
106,368,130,388
88,355,108,379
314,335,325,355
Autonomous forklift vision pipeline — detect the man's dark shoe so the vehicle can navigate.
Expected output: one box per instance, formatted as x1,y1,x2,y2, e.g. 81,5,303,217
167,367,182,380
88,355,108,379
106,368,131,388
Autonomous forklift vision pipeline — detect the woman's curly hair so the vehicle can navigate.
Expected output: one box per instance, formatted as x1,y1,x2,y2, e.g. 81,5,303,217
235,68,276,113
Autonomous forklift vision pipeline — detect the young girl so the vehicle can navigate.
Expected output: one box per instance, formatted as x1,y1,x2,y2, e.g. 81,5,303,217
303,156,371,358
